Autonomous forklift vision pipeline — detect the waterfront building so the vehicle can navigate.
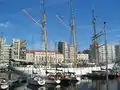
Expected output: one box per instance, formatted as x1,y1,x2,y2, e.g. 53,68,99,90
90,44,116,64
69,45,74,62
115,45,120,61
89,44,98,64
26,50,64,65
1,44,12,63
12,39,26,60
0,38,12,63
58,41,69,62
99,44,115,64
0,38,6,61
0,38,6,45
77,53,89,63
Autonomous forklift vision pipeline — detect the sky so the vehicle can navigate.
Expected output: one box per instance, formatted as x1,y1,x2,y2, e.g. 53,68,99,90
0,0,120,51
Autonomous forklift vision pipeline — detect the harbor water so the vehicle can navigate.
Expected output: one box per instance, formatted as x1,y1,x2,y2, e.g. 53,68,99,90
1,72,120,90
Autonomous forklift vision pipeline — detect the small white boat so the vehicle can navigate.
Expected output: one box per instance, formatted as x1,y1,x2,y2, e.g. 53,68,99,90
28,75,45,86
45,74,61,84
0,79,9,90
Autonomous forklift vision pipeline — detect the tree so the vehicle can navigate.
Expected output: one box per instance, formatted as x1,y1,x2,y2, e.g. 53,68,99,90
78,51,81,54
82,49,90,54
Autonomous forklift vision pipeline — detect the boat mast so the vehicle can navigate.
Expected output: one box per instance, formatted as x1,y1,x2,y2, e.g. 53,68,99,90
55,41,58,65
22,0,48,72
41,0,48,69
0,32,3,61
92,10,99,65
104,22,108,90
32,35,36,65
70,0,77,67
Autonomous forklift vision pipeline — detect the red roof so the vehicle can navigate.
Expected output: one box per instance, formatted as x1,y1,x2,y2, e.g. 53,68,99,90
26,50,61,54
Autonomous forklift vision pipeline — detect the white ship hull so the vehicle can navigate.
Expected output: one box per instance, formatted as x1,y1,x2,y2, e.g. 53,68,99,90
0,85,8,90
9,63,114,82
45,79,61,84
0,79,9,90
0,83,9,90
11,66,101,76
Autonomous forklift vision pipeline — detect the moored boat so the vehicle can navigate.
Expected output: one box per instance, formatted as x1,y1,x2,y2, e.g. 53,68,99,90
44,72,61,85
0,78,9,90
28,75,45,86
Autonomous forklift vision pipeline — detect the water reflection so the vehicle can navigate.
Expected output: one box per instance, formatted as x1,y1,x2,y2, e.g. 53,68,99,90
24,79,120,90
2,72,120,90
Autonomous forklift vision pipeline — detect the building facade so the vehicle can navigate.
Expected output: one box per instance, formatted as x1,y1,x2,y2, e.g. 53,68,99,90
98,44,115,64
89,44,99,64
77,53,89,63
12,39,26,60
26,50,64,65
69,45,74,62
58,41,69,61
115,45,120,61
90,44,116,64
0,38,12,63
1,45,12,62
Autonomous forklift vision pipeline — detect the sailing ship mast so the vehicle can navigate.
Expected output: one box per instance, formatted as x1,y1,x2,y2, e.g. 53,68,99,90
69,0,77,67
32,35,35,65
0,32,3,61
41,0,48,69
92,10,99,65
22,0,48,73
56,0,77,67
104,22,108,90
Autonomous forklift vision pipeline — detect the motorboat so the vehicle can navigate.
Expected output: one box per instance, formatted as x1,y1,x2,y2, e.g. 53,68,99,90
28,75,45,86
0,78,9,90
45,72,61,85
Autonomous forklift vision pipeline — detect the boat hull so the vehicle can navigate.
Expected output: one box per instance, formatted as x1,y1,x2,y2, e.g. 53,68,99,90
45,79,61,85
28,78,45,86
0,84,9,90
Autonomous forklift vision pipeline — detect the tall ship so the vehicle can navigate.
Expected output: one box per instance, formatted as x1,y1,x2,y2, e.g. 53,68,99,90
8,0,116,84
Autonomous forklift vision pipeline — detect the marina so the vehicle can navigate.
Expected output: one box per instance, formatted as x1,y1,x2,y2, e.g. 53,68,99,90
0,0,120,90
1,72,120,90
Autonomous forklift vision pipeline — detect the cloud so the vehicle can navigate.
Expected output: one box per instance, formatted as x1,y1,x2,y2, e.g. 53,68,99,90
0,21,11,28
